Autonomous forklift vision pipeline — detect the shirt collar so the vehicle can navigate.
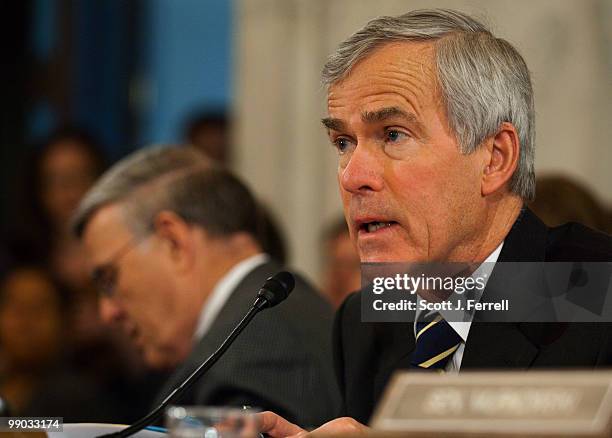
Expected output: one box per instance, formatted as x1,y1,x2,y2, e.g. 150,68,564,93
415,241,504,342
192,253,270,342
446,242,504,341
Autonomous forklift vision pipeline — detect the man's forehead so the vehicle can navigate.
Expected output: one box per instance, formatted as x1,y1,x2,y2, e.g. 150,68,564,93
336,40,436,80
82,204,132,252
326,41,438,112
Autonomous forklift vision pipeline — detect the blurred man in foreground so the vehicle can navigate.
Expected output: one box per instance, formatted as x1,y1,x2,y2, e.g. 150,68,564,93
72,146,340,426
260,8,612,436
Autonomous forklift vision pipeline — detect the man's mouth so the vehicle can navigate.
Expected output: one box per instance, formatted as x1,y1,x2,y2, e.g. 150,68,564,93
359,221,398,233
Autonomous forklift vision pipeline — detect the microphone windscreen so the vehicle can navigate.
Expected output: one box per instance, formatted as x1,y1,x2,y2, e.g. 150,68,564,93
258,271,295,307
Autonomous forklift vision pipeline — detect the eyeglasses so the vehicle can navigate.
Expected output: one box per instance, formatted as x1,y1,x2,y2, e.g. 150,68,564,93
91,238,141,297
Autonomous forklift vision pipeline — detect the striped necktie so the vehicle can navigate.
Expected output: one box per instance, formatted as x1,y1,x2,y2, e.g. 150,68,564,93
411,315,462,370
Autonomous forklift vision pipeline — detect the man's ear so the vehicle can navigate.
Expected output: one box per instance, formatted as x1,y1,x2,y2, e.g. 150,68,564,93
481,122,520,196
152,210,196,273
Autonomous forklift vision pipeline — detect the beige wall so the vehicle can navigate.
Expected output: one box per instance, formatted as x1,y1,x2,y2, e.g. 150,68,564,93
233,0,612,281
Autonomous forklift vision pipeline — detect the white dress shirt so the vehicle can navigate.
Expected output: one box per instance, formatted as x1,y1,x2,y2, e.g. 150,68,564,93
414,242,504,371
192,253,270,342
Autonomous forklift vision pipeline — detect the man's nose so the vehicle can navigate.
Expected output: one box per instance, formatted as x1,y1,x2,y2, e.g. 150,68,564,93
99,296,125,325
339,143,384,194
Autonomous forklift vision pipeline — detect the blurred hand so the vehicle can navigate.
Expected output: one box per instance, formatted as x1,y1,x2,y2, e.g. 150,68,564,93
308,417,369,436
258,411,304,437
258,412,369,438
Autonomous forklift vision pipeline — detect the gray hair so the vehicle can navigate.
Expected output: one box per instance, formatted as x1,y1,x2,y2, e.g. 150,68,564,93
71,146,260,240
322,9,535,200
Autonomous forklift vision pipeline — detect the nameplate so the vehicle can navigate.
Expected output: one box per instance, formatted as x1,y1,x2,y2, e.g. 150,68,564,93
370,371,612,437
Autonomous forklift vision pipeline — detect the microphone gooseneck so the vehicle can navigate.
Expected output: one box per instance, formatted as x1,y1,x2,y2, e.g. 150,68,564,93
98,271,295,438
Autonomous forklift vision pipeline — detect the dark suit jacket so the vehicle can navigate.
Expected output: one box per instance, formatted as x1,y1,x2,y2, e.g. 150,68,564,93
334,208,612,424
157,261,341,427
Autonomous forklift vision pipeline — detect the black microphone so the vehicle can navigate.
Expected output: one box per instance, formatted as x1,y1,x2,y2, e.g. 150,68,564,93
254,271,294,309
98,271,295,438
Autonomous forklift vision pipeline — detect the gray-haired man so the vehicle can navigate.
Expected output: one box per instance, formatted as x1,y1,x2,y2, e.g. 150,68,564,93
260,8,611,436
72,146,340,426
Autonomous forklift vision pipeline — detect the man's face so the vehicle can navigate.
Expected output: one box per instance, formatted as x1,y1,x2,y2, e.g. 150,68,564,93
82,204,194,369
325,42,487,263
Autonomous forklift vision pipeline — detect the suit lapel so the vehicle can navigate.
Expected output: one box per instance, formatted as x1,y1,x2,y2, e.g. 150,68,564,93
462,208,548,370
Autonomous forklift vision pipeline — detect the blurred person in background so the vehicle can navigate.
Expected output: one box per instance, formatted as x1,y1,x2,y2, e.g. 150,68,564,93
0,265,126,422
4,126,109,366
31,128,111,350
1,127,165,422
183,110,230,164
14,127,114,352
0,266,67,415
530,174,610,234
321,217,361,308
72,146,340,426
8,127,106,275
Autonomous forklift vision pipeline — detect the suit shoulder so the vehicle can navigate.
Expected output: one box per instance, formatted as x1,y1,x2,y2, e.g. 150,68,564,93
342,290,361,310
546,222,612,261
253,271,335,350
284,272,335,319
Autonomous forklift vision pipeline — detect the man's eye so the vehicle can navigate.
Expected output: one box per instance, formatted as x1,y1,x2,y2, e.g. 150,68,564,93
333,137,353,153
385,130,407,142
